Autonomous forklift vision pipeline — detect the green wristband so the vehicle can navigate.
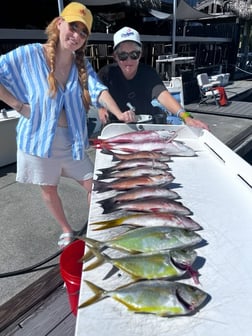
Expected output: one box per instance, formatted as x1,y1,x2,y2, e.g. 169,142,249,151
180,111,191,121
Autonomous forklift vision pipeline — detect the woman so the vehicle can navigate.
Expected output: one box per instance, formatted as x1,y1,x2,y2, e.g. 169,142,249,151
0,3,135,248
98,26,209,130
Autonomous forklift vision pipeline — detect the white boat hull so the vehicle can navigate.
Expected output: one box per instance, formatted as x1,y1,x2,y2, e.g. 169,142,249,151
0,110,19,167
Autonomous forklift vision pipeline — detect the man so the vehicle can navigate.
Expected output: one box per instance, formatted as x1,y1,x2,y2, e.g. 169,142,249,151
98,26,209,130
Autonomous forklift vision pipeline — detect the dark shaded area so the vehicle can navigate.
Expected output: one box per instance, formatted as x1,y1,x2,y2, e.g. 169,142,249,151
1,0,65,29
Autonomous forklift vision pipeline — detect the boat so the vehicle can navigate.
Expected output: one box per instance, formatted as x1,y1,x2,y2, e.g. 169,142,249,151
0,109,19,167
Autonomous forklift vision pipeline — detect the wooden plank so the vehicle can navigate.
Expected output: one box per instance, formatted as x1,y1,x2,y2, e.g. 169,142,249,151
184,78,252,115
4,286,75,336
0,266,64,333
225,125,252,152
185,100,252,119
48,314,76,336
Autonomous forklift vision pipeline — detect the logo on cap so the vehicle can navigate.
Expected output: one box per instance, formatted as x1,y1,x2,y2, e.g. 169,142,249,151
121,29,135,38
80,9,86,16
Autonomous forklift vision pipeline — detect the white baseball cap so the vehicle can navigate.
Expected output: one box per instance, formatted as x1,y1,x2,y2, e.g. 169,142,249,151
113,27,142,50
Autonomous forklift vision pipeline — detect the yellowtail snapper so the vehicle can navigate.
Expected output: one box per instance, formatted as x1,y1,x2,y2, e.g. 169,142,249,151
90,213,201,231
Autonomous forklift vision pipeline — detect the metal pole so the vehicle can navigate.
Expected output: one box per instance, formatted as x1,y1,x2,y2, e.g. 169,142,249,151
58,0,64,14
172,0,177,56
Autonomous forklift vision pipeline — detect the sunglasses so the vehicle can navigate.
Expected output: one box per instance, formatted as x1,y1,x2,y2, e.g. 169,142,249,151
117,50,141,61
69,22,88,39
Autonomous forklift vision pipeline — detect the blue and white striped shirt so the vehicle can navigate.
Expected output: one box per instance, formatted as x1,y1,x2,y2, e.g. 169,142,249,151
0,43,107,160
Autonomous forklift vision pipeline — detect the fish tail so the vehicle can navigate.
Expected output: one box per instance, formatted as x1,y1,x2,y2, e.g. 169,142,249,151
98,143,113,151
84,247,106,271
111,154,120,162
96,166,113,174
81,248,94,262
93,180,109,192
79,280,105,308
95,172,111,180
91,217,126,230
89,138,103,146
97,195,114,205
100,198,117,214
100,148,115,157
95,166,114,180
77,235,102,252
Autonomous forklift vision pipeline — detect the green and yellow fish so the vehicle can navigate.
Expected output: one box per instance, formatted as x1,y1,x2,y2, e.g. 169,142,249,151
84,247,199,283
79,280,208,317
79,226,203,254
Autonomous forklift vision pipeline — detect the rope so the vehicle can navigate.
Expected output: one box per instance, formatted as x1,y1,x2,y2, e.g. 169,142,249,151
0,223,87,278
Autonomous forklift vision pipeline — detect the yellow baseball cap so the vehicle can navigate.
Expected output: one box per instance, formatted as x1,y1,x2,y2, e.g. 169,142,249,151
61,2,93,34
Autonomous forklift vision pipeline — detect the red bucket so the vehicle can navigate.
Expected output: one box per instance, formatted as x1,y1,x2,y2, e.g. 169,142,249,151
60,239,85,316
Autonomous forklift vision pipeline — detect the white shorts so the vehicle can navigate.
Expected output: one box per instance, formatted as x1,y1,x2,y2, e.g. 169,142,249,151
16,127,94,185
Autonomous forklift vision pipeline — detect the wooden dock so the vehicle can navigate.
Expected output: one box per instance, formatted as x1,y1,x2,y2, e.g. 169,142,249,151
185,79,252,119
1,78,252,336
186,100,252,119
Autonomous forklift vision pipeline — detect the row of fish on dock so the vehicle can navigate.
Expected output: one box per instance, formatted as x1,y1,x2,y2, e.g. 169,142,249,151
78,129,209,317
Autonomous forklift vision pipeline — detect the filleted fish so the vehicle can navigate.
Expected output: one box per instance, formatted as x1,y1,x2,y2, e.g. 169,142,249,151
99,197,192,215
79,279,208,317
84,247,199,283
90,213,201,231
79,226,203,253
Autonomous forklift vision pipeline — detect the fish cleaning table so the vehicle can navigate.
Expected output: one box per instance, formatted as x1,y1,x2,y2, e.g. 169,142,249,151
75,124,252,336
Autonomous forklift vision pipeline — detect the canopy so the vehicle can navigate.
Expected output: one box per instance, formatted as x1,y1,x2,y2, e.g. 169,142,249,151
170,0,212,20
82,0,126,5
82,0,212,21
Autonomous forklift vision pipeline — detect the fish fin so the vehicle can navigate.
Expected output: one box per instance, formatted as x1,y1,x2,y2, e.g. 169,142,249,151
111,154,120,162
95,172,111,181
98,143,113,151
96,166,113,174
84,247,106,271
90,217,126,230
93,180,109,192
76,236,95,262
100,148,114,156
100,198,117,214
89,138,103,146
96,195,114,205
95,167,116,180
79,280,105,308
81,248,94,262
77,235,102,251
